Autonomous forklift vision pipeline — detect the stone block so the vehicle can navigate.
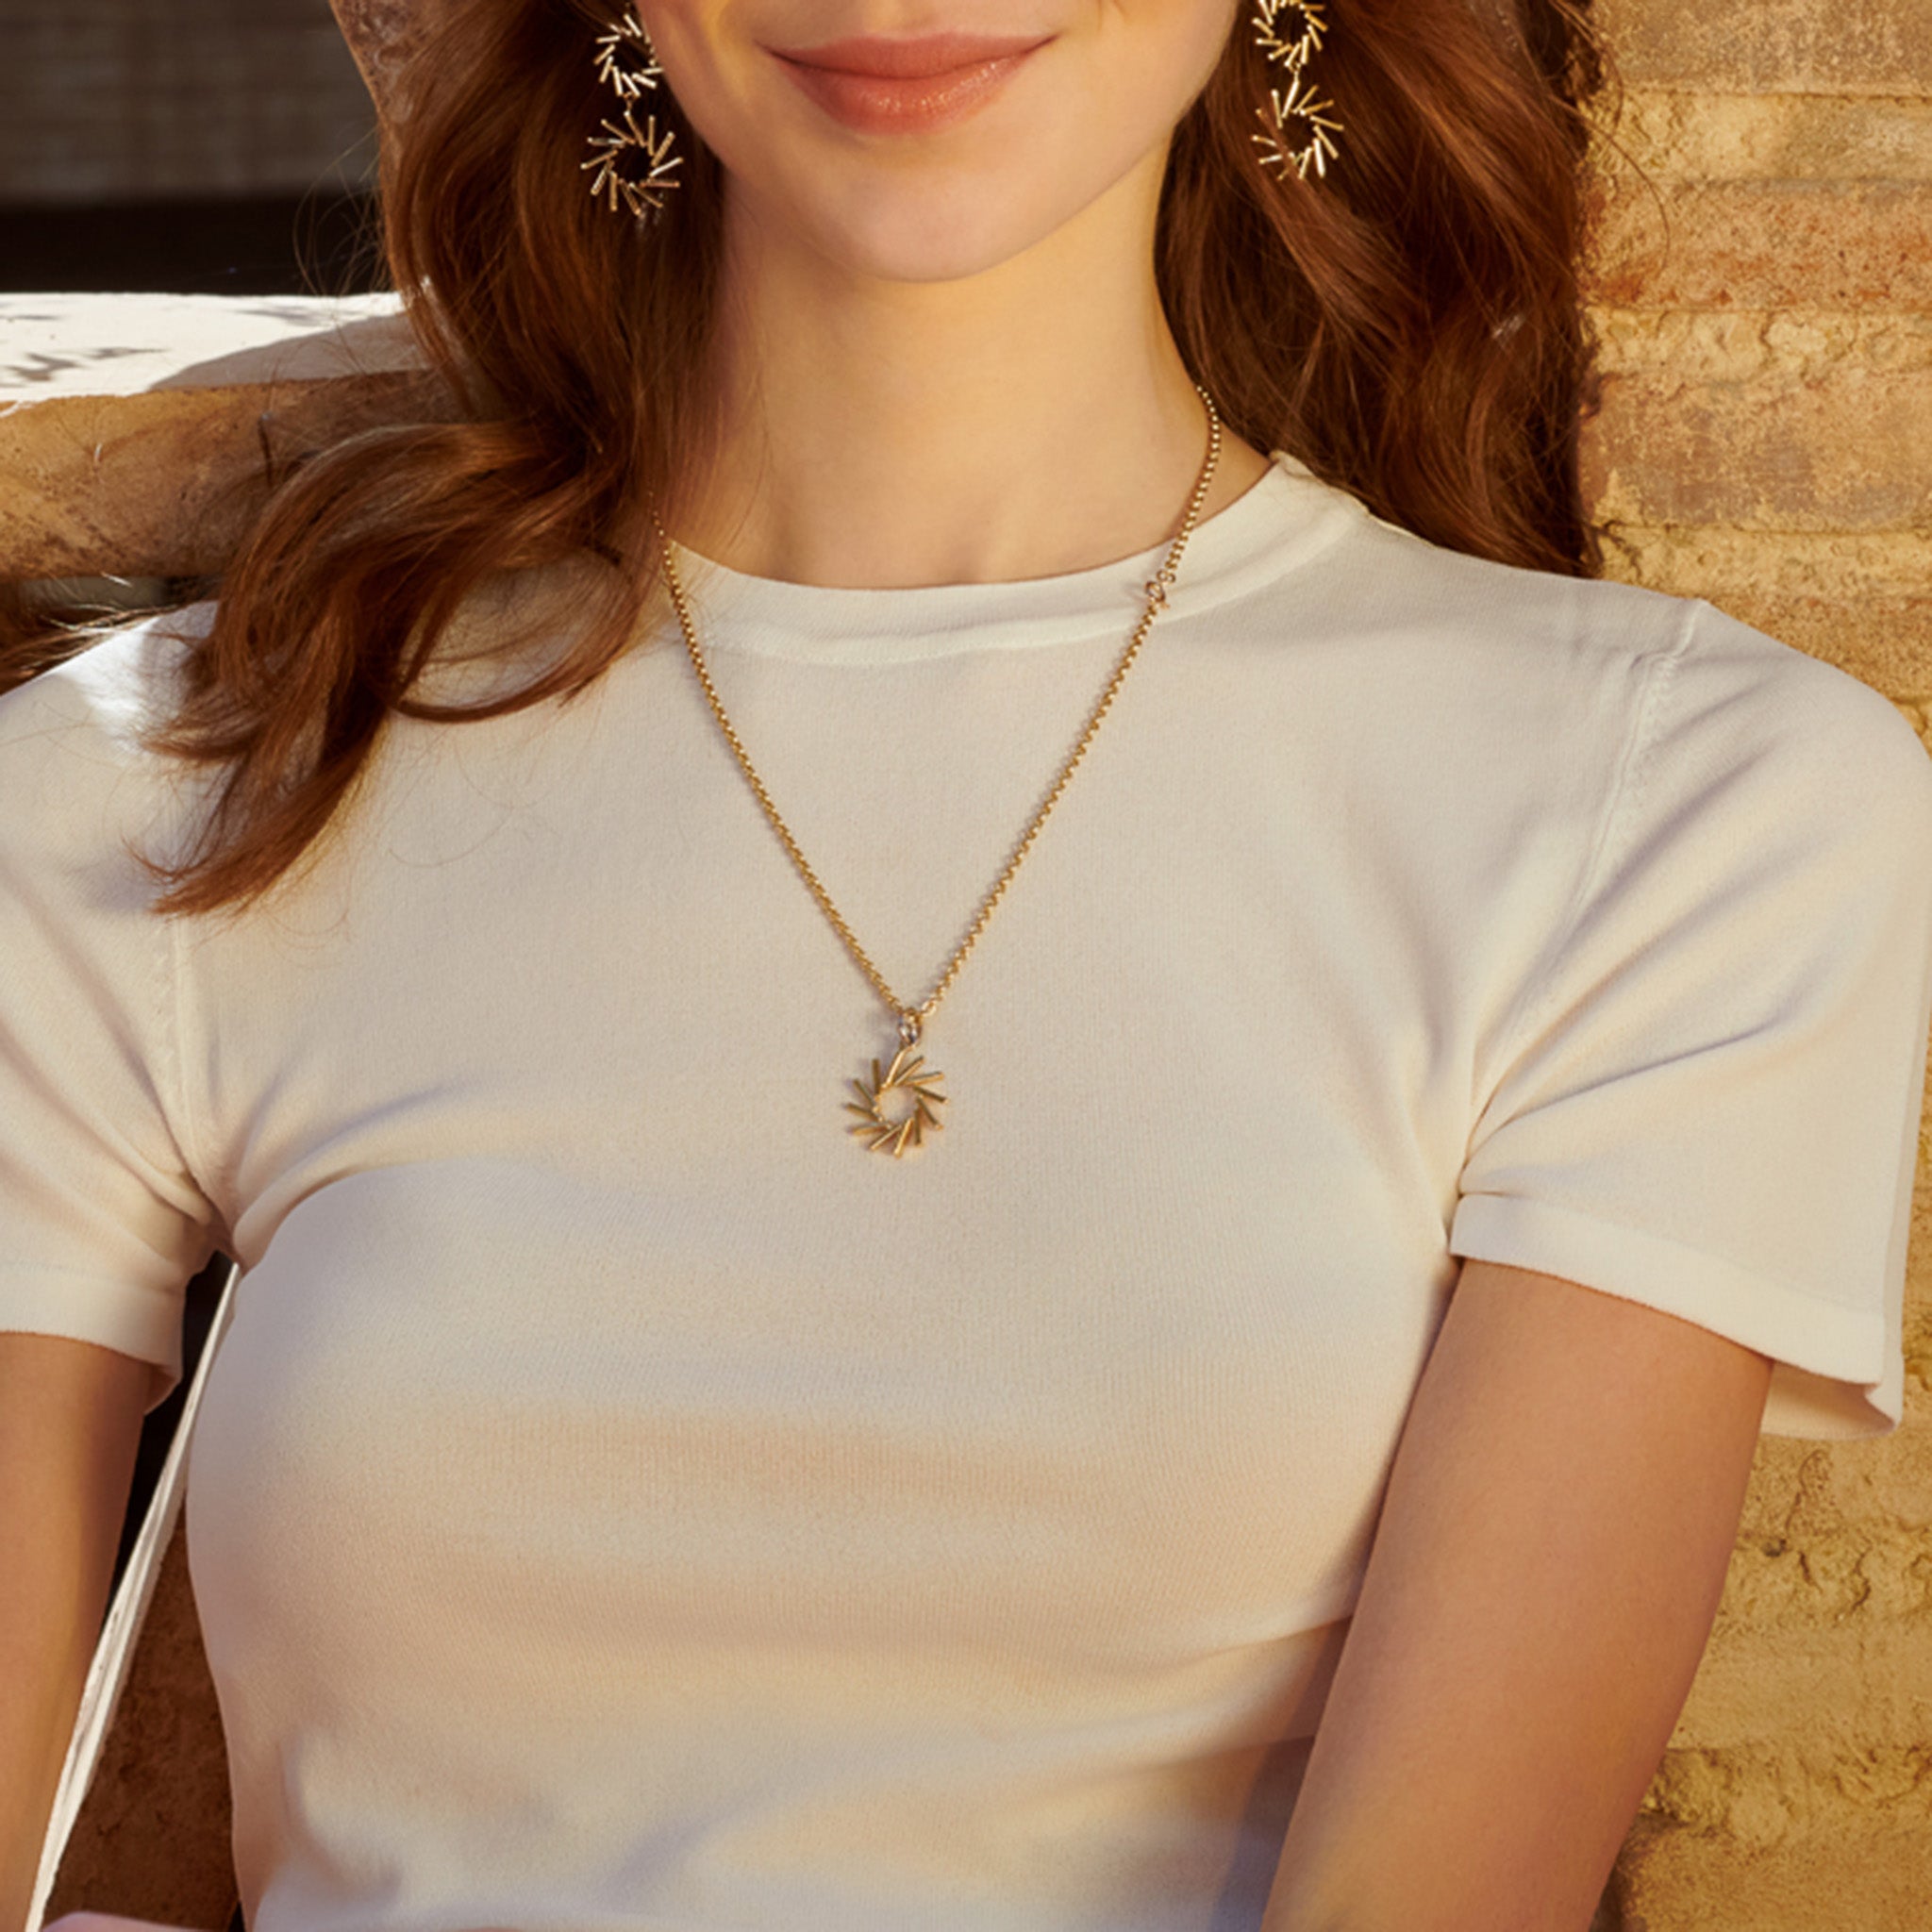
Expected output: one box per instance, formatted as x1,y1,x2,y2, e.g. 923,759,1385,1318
1612,89,1932,183
1596,525,1932,695
1590,307,1932,385
1598,0,1932,94
1680,1597,1932,1740
1736,1422,1932,1542
1594,520,1932,608
1647,1740,1932,1850
1583,363,1932,531
1,292,417,398
1615,1806,1932,1928
1588,180,1932,308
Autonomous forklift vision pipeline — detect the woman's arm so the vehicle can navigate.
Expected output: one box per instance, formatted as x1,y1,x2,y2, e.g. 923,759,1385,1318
45,1918,212,1932
0,1335,149,1932
1261,1257,1774,1932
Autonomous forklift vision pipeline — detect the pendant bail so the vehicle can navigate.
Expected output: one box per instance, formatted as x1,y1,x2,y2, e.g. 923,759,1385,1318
897,1009,923,1049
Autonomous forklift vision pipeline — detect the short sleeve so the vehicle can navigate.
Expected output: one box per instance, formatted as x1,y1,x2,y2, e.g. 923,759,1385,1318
0,617,226,1415
1450,602,1932,1438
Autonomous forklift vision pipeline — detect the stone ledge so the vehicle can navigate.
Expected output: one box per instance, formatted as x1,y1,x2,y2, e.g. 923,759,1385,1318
0,292,441,582
1,292,416,400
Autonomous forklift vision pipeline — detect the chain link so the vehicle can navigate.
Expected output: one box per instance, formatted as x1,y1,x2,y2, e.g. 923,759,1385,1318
656,388,1224,1037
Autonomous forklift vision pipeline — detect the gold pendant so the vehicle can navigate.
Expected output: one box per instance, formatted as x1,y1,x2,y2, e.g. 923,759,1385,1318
844,1035,947,1158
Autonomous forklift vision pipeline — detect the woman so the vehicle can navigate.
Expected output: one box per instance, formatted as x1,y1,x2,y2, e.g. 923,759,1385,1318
6,2,1932,1928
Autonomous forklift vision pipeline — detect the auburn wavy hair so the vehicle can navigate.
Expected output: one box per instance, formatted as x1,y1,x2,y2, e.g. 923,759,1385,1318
22,0,1611,923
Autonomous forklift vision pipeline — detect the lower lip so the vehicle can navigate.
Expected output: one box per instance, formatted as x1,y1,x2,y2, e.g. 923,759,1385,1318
774,46,1042,136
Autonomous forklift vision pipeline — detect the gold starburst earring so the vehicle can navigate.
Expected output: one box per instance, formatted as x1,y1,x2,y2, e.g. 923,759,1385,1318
1250,0,1342,181
581,8,683,222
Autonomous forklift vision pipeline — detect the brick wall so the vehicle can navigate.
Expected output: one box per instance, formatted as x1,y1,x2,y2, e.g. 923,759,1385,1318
0,0,375,203
1587,1,1932,1924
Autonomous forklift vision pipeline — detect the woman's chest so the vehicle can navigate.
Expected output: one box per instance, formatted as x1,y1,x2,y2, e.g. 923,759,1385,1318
180,643,1549,1685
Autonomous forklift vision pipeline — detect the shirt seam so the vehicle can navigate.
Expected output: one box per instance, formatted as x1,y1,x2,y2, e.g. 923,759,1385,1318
1475,598,1698,1099
166,904,233,1252
156,808,233,1256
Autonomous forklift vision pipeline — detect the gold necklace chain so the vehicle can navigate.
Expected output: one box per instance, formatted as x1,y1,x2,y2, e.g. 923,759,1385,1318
654,385,1224,1156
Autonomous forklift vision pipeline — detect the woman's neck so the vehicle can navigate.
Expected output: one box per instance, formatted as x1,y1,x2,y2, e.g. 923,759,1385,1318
674,166,1273,591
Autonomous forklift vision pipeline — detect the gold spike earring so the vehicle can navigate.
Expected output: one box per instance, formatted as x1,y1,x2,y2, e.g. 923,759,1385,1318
1250,0,1343,181
581,8,684,222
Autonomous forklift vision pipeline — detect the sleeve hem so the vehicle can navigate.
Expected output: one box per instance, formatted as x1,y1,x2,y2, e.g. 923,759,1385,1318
0,1270,186,1413
1448,1191,1899,1439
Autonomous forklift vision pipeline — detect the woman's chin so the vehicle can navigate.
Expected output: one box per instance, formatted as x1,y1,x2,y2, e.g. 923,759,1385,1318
738,178,1066,288
818,220,1051,288
740,146,1148,292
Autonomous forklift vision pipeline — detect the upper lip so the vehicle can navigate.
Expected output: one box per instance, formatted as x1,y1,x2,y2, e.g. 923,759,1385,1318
767,32,1052,78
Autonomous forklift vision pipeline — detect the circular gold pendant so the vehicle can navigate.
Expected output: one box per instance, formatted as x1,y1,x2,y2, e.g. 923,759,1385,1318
844,1041,947,1157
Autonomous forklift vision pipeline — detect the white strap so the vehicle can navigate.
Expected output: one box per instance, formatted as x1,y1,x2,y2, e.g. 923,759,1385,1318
29,1259,242,1932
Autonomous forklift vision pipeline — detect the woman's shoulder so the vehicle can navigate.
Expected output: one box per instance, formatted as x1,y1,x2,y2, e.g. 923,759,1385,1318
1301,494,1925,791
1651,593,1924,789
0,601,219,881
0,599,214,761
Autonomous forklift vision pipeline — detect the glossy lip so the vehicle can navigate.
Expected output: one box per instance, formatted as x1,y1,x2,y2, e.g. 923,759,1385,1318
768,32,1054,136
772,31,1052,77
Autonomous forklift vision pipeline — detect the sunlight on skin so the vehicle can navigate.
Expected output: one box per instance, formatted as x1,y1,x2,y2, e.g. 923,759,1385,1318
1258,1258,1774,1931
635,0,1274,590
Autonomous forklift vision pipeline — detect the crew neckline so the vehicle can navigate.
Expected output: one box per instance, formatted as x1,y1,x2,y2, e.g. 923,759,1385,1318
657,451,1358,665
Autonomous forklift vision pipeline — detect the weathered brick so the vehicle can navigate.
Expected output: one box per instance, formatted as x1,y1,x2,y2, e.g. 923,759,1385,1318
1664,1635,1932,1790
1588,179,1932,308
1583,364,1932,531
1611,89,1932,183
1705,1525,1932,1637
1596,526,1932,694
1590,307,1932,383
1735,1416,1932,1540
1599,0,1932,94
1704,597,1932,697
1597,524,1932,607
1617,1807,1932,1929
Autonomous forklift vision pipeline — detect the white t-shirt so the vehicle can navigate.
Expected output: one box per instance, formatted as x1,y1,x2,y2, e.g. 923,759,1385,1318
6,454,1932,1932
